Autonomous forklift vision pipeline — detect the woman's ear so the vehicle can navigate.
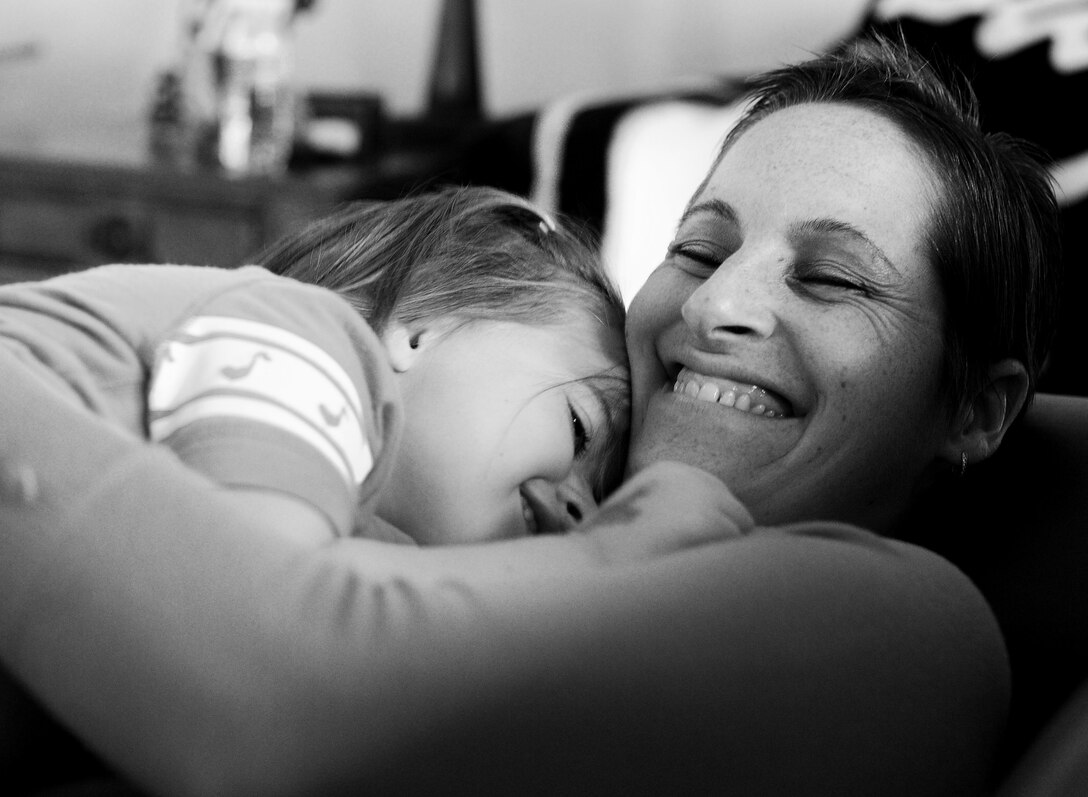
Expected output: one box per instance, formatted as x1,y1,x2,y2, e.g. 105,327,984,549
943,358,1029,468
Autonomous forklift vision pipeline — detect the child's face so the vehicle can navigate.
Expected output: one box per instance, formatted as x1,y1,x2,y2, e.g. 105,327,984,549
378,315,628,545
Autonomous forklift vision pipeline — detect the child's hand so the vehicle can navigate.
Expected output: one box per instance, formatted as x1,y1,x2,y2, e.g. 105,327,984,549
576,460,753,565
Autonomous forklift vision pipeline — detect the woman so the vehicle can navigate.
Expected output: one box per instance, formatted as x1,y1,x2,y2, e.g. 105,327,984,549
0,34,1059,796
627,34,1060,535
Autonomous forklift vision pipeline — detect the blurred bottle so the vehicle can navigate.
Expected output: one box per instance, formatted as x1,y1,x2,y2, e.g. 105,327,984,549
175,0,300,176
148,68,187,167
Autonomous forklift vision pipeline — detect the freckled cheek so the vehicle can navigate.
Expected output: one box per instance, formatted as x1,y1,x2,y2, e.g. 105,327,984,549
834,352,933,432
627,302,668,355
633,269,692,331
826,354,898,425
627,291,678,407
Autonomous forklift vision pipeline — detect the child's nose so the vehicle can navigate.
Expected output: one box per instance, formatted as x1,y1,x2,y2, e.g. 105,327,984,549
523,474,598,534
557,473,598,527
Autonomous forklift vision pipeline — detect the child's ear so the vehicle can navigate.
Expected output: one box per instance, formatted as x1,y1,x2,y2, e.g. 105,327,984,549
942,358,1029,470
381,321,423,373
382,320,451,373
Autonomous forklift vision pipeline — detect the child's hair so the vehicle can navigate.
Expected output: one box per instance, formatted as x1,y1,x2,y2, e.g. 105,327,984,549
259,185,622,334
257,184,630,496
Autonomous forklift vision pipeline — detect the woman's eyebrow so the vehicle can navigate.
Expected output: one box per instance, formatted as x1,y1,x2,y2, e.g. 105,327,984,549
682,201,900,275
679,198,737,226
795,217,900,276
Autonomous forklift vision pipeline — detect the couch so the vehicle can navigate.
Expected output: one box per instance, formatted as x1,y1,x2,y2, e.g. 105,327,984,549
920,394,1088,793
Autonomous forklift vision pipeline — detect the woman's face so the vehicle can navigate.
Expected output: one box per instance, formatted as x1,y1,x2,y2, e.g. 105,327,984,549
626,102,955,532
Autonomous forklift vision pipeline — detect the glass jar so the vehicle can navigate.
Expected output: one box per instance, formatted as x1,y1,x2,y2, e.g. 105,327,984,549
179,0,298,176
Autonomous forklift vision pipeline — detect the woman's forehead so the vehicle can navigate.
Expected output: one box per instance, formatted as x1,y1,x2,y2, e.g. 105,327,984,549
698,103,940,266
713,103,925,187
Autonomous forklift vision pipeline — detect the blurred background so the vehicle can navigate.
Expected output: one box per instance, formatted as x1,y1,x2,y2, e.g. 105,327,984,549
3,0,1086,395
0,0,866,158
0,0,868,293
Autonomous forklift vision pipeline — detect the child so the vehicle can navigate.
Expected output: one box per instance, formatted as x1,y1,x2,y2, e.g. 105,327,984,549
0,185,632,547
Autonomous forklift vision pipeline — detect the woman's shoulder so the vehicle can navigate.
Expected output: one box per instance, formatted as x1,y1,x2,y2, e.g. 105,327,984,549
737,520,1007,668
598,522,1010,794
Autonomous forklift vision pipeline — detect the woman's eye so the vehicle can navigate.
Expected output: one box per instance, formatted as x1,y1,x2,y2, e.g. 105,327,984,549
667,239,724,268
569,406,589,457
808,274,861,290
794,264,868,294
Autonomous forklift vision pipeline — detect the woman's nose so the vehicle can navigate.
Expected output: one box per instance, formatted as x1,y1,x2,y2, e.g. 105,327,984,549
681,258,777,344
523,474,598,535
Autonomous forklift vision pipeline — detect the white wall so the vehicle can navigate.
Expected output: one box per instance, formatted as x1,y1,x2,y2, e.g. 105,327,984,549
481,0,869,113
291,0,872,114
0,0,869,158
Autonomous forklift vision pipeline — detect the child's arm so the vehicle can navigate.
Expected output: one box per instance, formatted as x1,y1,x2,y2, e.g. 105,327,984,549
146,275,399,541
231,489,416,546
320,459,750,594
578,459,754,562
227,490,338,545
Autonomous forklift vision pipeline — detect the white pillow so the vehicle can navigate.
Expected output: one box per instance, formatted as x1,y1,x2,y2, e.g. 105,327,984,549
599,99,748,306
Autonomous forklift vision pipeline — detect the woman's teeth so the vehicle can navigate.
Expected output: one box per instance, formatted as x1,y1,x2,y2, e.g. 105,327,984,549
673,372,789,418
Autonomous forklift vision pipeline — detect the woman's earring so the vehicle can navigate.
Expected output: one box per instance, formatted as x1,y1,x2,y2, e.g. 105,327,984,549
959,451,968,478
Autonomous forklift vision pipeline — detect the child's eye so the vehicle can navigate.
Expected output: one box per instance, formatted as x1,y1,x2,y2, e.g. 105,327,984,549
569,404,590,457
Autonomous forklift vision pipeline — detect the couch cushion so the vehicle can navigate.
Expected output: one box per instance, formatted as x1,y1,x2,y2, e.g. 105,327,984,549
997,675,1088,797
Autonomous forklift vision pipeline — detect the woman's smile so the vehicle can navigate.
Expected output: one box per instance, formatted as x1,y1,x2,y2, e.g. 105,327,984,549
672,367,793,418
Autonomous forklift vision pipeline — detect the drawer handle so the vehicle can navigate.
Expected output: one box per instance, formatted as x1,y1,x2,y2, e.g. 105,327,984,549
88,216,145,260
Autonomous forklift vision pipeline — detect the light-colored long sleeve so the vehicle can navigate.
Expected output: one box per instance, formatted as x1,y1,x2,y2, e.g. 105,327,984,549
0,345,1009,797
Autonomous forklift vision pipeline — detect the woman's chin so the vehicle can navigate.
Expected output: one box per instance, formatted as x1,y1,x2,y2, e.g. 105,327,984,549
628,388,802,492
